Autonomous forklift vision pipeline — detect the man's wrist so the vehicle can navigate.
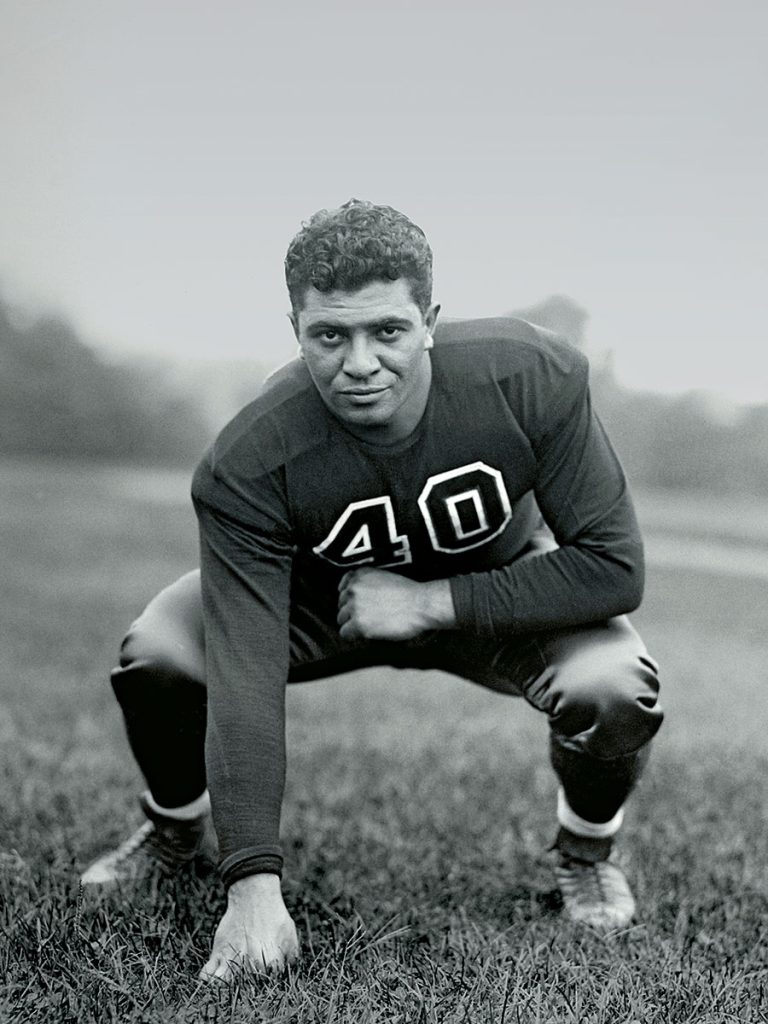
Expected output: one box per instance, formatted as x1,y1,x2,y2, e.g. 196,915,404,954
417,579,456,630
220,847,284,889
228,872,283,902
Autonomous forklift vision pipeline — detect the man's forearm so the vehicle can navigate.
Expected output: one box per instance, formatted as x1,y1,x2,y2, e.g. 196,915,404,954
449,539,644,636
194,498,295,886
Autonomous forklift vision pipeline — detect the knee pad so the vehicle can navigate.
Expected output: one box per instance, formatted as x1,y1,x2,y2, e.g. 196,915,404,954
551,653,662,760
113,572,205,685
112,618,205,696
114,622,184,675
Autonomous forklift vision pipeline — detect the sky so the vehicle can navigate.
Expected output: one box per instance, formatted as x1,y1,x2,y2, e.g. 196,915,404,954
1,0,767,403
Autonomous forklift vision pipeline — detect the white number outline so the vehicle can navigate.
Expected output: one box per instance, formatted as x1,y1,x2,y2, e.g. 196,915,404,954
313,495,412,567
445,489,489,540
417,461,512,553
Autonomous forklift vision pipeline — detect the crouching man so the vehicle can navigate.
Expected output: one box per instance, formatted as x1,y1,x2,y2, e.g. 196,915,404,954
82,199,662,979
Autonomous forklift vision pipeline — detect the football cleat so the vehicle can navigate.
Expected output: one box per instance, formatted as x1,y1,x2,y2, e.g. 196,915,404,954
556,856,636,930
80,794,218,887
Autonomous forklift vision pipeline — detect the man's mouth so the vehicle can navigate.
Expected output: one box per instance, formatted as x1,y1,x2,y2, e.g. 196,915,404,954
338,385,391,403
340,384,390,394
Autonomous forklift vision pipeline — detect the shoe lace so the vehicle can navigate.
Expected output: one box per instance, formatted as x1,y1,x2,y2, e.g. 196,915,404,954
110,821,155,864
561,860,615,905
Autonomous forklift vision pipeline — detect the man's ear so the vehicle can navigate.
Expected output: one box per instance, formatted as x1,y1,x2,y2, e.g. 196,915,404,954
425,302,441,334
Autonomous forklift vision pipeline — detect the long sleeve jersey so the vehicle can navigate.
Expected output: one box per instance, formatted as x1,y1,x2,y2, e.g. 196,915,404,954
191,317,644,885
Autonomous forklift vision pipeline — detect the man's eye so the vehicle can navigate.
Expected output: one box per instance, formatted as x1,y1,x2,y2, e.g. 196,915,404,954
320,330,340,343
378,325,402,339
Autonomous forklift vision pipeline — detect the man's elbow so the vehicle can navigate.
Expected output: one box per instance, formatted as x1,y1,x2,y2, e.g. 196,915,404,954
607,554,645,616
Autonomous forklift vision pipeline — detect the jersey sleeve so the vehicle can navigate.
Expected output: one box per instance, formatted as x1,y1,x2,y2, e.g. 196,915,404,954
191,454,293,886
449,343,644,634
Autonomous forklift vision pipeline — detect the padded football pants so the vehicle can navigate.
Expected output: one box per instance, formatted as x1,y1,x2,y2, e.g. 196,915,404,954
111,567,662,860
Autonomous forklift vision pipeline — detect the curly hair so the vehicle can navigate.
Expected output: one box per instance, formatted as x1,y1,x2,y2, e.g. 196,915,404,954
285,199,433,314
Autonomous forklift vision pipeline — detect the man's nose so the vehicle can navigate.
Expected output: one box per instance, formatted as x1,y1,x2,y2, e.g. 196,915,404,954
343,334,380,378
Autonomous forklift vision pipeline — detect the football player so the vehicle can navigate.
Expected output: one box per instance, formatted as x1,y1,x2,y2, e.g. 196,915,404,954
81,199,662,979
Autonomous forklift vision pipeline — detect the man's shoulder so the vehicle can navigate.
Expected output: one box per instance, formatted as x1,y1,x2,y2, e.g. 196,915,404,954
432,317,589,415
242,356,317,417
434,316,586,376
195,359,327,491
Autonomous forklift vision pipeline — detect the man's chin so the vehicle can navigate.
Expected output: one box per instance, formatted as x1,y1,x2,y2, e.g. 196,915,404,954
338,409,389,429
333,398,391,424
332,403,398,439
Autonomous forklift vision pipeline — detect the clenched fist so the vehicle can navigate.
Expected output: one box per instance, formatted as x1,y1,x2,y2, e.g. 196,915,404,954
337,567,455,641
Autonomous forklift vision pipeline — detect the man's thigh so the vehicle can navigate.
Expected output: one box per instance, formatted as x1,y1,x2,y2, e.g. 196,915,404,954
124,570,405,685
410,616,658,701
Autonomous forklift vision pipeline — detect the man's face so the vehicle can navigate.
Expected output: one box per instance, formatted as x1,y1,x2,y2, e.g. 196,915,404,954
293,279,439,443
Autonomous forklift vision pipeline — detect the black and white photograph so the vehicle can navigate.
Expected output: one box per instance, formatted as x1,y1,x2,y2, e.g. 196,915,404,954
2,2,767,1021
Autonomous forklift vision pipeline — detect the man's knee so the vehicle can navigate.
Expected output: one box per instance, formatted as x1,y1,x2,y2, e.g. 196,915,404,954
112,572,205,693
548,640,662,761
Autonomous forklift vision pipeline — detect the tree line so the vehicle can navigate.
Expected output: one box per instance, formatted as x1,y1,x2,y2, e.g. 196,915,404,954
2,291,766,494
0,297,210,466
513,295,768,496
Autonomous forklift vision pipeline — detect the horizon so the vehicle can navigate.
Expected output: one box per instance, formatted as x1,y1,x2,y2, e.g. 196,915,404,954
2,1,766,404
2,283,761,421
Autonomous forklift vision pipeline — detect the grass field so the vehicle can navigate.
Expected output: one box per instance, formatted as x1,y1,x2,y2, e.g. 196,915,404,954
2,457,767,1023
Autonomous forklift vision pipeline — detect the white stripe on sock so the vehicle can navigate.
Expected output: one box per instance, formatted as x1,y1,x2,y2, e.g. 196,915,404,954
144,789,211,821
557,788,624,839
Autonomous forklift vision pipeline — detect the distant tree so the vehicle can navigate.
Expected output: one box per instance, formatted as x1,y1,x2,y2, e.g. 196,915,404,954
507,292,768,495
3,285,768,491
508,294,590,349
0,294,209,465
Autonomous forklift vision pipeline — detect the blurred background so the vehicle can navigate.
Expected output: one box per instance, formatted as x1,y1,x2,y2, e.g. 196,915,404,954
1,0,767,530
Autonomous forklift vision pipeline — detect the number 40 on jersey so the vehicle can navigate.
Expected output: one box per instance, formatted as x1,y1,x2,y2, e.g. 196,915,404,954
313,461,512,568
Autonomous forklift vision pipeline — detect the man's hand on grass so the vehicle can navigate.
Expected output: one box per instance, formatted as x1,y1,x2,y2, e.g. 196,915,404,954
337,567,456,641
200,873,299,981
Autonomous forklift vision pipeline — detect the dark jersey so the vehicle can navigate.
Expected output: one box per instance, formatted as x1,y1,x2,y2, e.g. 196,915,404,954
191,317,644,884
